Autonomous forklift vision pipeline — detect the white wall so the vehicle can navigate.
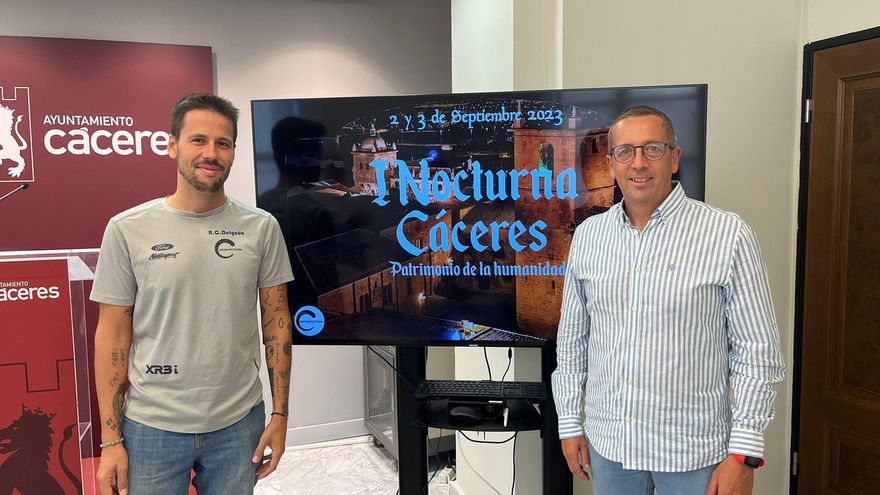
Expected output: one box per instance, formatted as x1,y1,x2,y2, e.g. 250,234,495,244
806,0,880,41
0,0,451,446
451,0,513,92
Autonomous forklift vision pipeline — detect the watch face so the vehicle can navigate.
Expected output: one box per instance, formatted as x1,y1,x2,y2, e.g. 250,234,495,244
744,456,763,468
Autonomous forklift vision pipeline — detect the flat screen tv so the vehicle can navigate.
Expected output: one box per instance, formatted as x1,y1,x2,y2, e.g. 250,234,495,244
253,85,707,346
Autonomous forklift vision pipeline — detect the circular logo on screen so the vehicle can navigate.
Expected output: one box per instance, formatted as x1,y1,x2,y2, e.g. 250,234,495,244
294,306,325,336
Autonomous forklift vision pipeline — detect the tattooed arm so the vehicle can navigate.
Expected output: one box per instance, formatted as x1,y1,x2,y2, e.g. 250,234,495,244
94,303,133,495
252,283,293,479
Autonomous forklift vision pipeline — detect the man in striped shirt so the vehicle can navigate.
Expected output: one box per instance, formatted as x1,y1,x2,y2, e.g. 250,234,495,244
552,105,785,495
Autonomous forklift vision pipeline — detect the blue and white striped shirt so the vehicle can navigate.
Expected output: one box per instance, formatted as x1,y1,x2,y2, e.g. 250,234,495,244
552,182,785,472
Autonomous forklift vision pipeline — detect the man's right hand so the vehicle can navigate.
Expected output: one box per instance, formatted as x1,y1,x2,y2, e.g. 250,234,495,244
561,436,591,481
97,444,129,495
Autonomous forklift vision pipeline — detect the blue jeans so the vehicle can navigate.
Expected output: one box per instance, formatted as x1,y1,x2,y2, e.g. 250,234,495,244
123,402,265,495
589,444,719,495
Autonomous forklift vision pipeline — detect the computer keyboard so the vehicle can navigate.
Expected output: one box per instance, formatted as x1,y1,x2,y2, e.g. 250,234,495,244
415,379,546,401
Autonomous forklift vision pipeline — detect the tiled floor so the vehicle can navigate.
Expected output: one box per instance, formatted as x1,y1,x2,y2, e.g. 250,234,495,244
254,436,450,495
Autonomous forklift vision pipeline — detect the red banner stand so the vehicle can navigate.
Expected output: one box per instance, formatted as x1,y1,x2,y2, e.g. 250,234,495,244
0,250,99,494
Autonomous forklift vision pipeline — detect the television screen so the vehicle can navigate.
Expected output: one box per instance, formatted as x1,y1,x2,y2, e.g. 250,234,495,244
252,85,707,346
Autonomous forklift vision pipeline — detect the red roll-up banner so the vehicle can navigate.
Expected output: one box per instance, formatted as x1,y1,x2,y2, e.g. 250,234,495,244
0,258,83,493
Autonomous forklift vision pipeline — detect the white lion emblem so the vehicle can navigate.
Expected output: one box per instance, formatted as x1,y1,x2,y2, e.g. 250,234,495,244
0,105,28,178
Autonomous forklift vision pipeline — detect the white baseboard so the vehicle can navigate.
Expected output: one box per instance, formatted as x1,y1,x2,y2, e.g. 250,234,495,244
285,418,369,447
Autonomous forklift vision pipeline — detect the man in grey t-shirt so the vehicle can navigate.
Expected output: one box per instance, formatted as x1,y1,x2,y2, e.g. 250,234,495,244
91,94,294,495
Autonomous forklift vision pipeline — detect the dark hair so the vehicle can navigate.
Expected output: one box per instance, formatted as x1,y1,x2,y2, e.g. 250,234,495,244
609,105,677,148
170,93,239,143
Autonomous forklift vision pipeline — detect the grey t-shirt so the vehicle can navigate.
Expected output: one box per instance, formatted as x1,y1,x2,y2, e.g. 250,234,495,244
91,197,294,433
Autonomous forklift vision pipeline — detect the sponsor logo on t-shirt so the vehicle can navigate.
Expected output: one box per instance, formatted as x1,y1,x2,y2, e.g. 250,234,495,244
207,229,246,237
214,238,243,259
148,251,180,261
145,364,179,375
151,243,174,251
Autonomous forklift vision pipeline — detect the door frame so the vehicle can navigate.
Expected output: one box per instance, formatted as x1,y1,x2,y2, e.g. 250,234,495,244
792,24,880,495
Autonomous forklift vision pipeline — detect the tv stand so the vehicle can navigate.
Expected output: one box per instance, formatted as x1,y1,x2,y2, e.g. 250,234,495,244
395,345,572,495
415,397,543,432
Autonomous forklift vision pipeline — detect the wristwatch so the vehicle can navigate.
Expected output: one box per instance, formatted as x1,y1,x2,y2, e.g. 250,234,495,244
731,454,764,468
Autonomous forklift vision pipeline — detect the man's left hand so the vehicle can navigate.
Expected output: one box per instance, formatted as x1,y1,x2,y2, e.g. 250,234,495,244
706,456,755,495
252,414,288,480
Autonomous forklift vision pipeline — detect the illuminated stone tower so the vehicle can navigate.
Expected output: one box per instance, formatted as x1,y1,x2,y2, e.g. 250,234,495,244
511,113,613,338
351,124,397,195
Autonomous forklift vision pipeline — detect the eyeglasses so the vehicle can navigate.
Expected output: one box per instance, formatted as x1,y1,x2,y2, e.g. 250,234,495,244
610,141,673,163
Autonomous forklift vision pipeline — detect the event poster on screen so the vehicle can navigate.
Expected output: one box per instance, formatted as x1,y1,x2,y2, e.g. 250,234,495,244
252,86,707,345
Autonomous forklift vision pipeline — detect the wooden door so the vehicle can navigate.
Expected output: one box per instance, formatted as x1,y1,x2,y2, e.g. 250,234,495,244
798,33,880,494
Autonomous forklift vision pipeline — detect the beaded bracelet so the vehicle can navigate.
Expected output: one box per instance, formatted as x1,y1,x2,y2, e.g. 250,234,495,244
99,437,124,448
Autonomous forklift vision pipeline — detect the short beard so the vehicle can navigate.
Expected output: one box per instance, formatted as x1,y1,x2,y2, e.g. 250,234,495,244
179,162,225,193
187,174,224,193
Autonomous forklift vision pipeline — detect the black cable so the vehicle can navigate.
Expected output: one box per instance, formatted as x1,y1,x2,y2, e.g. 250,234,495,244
499,347,513,414
500,347,512,383
422,428,445,494
366,345,417,391
458,432,504,495
459,431,517,444
483,347,493,381
489,347,513,425
510,432,518,495
459,430,519,495
434,429,445,481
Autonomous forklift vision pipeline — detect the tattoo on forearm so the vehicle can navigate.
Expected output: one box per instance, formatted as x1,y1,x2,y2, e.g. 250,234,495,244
110,346,128,368
265,358,290,416
123,306,133,317
267,365,275,393
104,417,120,435
264,333,290,364
278,368,290,416
261,286,291,417
107,383,126,434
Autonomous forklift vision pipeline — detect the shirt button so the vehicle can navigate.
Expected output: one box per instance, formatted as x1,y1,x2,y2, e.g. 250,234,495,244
625,416,631,423
629,341,635,347
635,267,641,272
627,378,634,385
633,231,640,237
631,306,637,312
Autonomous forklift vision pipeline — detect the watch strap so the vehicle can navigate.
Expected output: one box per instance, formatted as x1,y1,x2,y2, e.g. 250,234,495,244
731,454,764,468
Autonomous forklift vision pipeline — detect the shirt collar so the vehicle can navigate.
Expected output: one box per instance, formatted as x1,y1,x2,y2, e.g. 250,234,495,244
616,181,687,226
